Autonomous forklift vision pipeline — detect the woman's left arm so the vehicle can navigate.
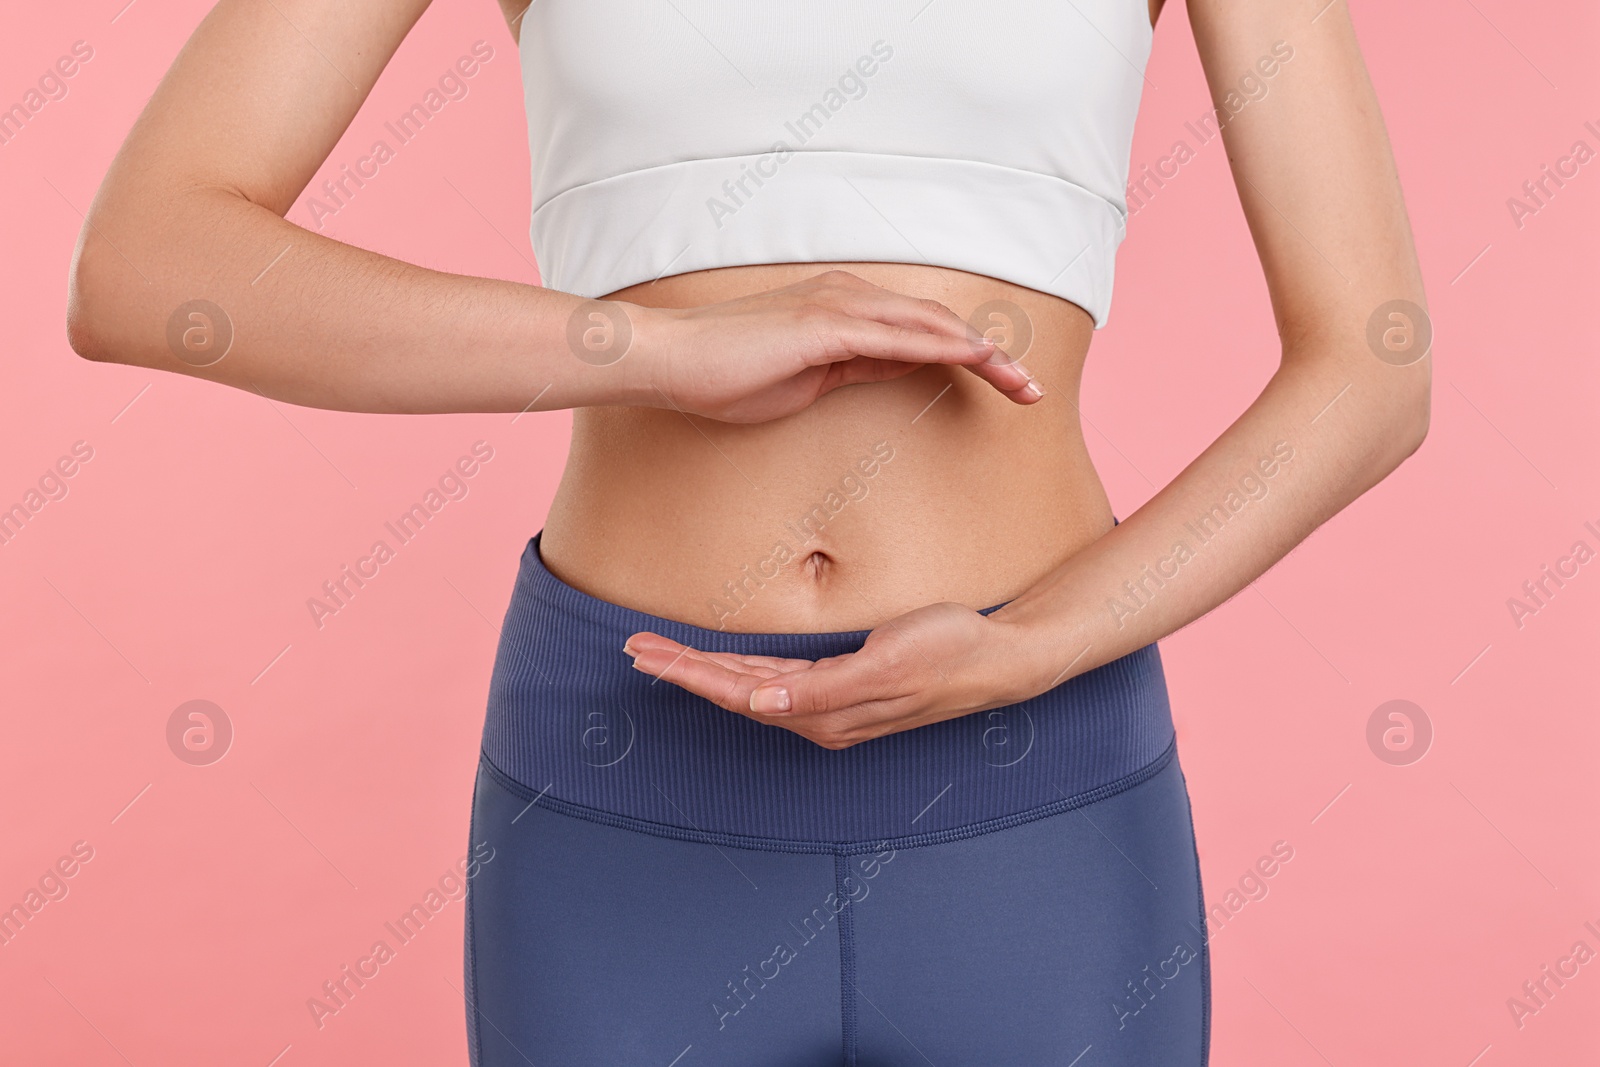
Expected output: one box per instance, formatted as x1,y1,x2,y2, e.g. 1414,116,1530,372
626,0,1431,746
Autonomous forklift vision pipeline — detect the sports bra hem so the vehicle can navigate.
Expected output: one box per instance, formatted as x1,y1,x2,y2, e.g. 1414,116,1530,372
529,150,1132,327
530,149,1129,225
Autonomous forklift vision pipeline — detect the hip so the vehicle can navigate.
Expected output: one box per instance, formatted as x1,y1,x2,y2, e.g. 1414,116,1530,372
465,736,1210,1067
480,531,1176,848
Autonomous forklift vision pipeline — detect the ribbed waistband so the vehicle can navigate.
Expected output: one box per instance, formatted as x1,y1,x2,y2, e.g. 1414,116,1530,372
480,533,1175,849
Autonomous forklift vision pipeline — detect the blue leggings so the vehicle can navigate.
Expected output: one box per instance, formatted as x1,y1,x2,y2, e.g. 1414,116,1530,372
464,535,1210,1065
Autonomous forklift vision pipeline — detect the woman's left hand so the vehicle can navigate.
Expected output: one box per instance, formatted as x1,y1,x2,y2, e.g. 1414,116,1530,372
623,603,1051,749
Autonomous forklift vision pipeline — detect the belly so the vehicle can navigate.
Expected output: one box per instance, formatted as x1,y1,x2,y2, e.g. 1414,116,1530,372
538,261,1113,632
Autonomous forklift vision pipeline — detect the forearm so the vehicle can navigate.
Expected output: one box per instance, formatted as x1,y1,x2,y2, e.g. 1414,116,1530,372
992,0,1436,691
66,187,648,414
63,0,1026,420
996,341,1429,689
622,0,1438,744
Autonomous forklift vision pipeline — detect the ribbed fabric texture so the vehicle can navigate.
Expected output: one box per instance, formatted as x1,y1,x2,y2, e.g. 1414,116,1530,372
481,533,1175,847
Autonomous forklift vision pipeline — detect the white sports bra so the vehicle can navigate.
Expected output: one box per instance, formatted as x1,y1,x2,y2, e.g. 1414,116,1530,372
519,1,1153,327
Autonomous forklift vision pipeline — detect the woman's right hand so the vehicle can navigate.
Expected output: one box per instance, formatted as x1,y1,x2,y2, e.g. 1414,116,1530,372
614,270,1045,423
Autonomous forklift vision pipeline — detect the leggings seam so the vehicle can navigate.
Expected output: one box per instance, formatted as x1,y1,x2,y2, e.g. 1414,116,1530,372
1181,765,1212,1067
476,737,1177,854
834,852,858,1067
464,768,486,1066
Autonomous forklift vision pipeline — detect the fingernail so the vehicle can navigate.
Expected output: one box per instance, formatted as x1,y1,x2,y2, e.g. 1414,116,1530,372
971,336,998,351
622,641,637,657
1024,380,1045,399
750,686,791,713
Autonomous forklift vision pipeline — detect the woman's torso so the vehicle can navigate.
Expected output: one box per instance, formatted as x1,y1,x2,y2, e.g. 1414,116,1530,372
540,262,1112,632
501,1,1155,630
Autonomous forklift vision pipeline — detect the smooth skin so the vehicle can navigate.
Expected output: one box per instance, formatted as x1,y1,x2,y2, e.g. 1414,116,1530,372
69,0,1430,752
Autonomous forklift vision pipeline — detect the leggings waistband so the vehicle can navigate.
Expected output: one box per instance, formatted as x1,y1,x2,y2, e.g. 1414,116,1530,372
480,533,1176,848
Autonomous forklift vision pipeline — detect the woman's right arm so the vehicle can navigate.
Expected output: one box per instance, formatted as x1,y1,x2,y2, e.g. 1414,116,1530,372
66,0,1035,419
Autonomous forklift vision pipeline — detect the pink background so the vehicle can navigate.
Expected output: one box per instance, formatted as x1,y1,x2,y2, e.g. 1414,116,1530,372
3,0,1596,1063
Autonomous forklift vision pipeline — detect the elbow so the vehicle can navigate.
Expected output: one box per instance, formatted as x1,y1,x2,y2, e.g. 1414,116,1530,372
1379,366,1432,470
65,298,111,364
1396,349,1433,458
1400,391,1430,458
65,232,119,363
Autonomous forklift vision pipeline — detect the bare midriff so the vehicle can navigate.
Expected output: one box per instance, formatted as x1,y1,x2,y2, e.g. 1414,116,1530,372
537,261,1115,633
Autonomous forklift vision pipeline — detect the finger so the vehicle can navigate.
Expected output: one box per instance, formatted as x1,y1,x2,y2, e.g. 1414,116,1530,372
822,356,927,391
622,631,677,655
748,653,900,717
818,285,1046,402
824,284,980,344
821,320,1039,398
624,632,816,674
817,355,1040,407
963,359,1047,405
629,644,772,713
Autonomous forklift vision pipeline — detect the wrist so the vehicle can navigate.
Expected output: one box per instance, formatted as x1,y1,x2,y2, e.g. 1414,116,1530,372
986,600,1095,700
549,297,679,409
612,301,684,409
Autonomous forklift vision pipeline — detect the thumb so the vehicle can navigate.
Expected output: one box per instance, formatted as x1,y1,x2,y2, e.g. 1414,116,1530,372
750,653,895,716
